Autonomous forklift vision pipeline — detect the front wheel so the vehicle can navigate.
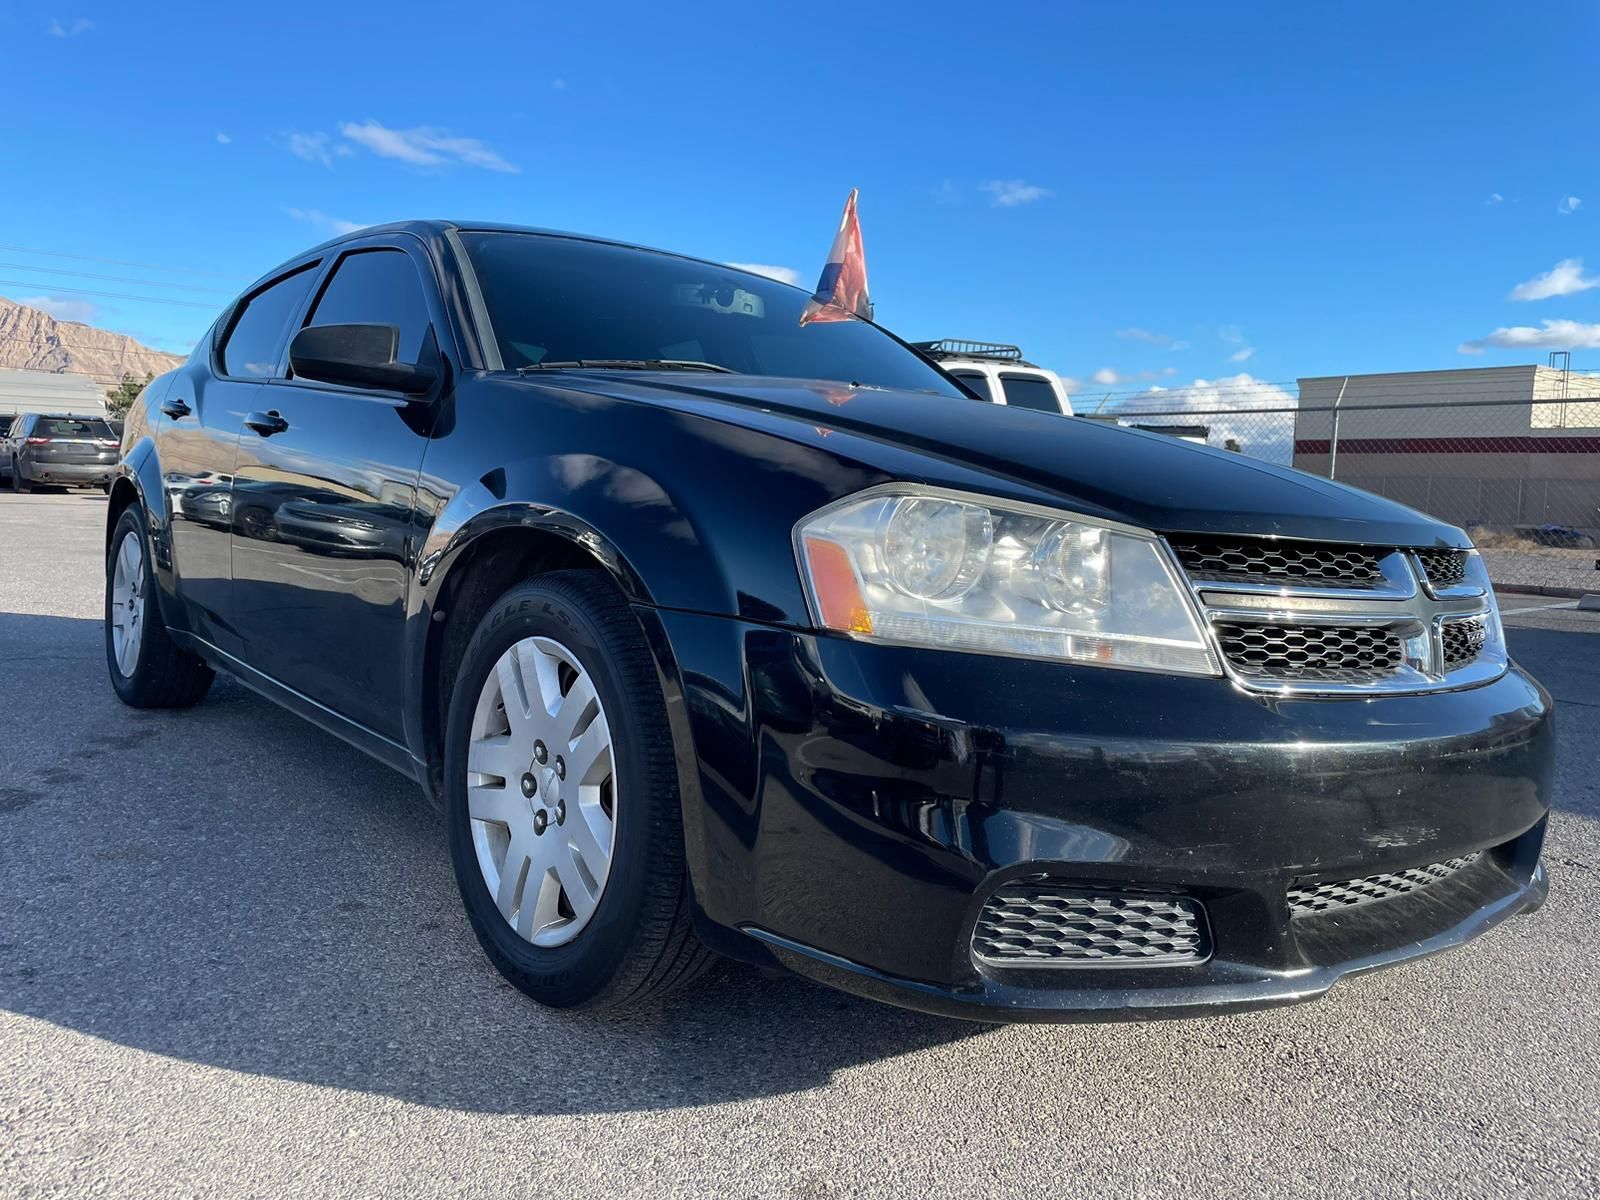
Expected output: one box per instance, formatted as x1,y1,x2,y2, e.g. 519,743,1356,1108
443,571,714,1009
105,505,214,708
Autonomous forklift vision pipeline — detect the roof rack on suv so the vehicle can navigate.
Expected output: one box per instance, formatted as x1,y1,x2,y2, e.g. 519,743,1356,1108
911,339,1027,363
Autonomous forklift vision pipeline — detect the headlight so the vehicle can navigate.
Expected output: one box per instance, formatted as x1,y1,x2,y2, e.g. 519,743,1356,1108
795,486,1220,675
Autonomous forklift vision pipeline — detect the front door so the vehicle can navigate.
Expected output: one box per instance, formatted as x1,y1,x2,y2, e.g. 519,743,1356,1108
229,242,441,739
163,264,321,655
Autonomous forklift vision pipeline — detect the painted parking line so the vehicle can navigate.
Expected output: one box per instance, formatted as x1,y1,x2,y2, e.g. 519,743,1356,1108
1498,599,1581,617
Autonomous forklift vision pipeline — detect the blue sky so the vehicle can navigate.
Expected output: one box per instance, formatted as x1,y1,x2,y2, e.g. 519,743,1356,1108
2,0,1598,408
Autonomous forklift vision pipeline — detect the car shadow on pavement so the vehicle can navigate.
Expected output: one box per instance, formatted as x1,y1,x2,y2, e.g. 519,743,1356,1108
0,612,988,1115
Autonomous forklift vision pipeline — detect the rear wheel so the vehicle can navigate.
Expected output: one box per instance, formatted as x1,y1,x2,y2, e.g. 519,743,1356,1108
10,461,29,493
105,505,214,708
443,571,714,1009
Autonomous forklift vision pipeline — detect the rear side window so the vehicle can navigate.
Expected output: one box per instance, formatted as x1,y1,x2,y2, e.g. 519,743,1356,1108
997,374,1060,413
221,266,319,378
38,418,114,438
301,249,431,368
950,371,994,402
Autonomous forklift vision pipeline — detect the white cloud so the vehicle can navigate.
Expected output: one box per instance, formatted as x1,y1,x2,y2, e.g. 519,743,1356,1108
1217,324,1256,363
286,132,349,167
47,17,92,36
1509,258,1599,302
1558,195,1581,216
17,294,98,322
215,132,232,145
1116,327,1189,350
283,207,366,236
981,179,1052,208
1104,373,1297,462
338,120,519,173
1091,367,1130,385
1487,192,1504,206
931,178,963,206
726,262,802,286
1459,319,1600,353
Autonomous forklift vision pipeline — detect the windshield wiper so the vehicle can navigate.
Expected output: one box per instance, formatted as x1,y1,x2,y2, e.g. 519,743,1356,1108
517,359,735,374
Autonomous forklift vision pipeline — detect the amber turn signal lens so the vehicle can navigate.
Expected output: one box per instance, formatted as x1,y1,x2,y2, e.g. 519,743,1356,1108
802,535,873,634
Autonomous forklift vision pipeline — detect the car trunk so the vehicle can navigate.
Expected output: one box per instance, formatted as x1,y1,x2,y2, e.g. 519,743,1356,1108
29,419,118,466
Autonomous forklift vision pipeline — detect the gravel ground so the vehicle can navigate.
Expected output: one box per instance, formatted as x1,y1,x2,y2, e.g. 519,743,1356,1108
1,491,1597,1199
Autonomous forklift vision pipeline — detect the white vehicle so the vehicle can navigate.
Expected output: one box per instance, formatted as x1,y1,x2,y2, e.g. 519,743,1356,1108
911,339,1075,415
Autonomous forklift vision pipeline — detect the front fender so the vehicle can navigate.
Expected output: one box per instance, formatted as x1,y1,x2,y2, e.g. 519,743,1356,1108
113,436,188,636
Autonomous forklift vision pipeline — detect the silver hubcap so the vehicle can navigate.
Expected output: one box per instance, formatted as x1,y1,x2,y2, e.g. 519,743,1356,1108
109,530,145,677
466,636,617,947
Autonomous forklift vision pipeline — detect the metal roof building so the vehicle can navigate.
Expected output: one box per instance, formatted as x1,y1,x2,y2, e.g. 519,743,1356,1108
0,369,107,421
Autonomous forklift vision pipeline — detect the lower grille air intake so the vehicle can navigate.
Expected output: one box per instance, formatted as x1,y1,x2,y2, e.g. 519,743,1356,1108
973,886,1209,967
1288,853,1482,917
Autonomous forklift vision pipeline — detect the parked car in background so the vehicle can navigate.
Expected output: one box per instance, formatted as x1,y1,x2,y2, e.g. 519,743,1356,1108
912,339,1076,414
106,220,1550,1022
6,413,120,492
0,415,16,484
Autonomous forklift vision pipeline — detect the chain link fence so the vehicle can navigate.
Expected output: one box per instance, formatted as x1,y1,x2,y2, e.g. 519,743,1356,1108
1085,398,1599,595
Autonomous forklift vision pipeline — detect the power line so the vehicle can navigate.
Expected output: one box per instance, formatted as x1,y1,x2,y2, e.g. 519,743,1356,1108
0,280,220,311
0,261,235,296
0,241,240,279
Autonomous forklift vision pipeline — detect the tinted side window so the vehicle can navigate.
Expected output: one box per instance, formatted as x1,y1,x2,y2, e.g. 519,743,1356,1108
998,374,1061,413
950,372,994,402
302,249,431,367
221,267,318,379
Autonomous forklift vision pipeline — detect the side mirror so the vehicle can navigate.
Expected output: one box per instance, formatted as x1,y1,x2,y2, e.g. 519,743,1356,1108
289,324,438,396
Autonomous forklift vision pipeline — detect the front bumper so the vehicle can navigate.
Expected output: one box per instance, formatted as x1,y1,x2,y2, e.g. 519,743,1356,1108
648,610,1554,1022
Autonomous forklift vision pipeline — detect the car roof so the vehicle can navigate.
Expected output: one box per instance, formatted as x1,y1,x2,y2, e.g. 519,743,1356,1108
280,219,807,294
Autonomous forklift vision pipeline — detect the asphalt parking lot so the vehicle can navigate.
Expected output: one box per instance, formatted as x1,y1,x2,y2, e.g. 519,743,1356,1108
2,490,1597,1199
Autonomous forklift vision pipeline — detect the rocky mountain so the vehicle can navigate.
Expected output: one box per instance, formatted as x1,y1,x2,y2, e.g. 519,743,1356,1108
0,295,186,384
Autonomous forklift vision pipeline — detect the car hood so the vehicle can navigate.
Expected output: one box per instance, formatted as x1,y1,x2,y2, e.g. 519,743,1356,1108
532,373,1467,547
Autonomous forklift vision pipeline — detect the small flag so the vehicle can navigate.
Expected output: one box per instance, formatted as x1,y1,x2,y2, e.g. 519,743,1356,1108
800,189,871,326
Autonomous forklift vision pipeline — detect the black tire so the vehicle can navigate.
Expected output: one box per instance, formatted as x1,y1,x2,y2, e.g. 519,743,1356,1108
105,504,214,708
11,461,29,493
443,570,715,1010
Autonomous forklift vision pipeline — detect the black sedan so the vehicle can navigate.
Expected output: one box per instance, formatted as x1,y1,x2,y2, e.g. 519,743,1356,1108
104,221,1552,1020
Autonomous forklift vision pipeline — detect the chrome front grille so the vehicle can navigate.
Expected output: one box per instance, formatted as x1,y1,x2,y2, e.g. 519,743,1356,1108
1288,853,1482,917
1215,621,1404,684
1168,535,1504,695
1167,536,1384,588
973,886,1209,967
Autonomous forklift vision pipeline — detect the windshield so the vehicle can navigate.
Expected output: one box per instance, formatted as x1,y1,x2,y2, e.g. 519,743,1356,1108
459,232,964,396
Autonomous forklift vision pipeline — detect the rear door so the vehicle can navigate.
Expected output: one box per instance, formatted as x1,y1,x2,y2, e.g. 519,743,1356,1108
162,263,321,654
229,238,442,738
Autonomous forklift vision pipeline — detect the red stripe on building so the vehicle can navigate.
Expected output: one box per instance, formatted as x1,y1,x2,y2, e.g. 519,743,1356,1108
1294,436,1600,455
